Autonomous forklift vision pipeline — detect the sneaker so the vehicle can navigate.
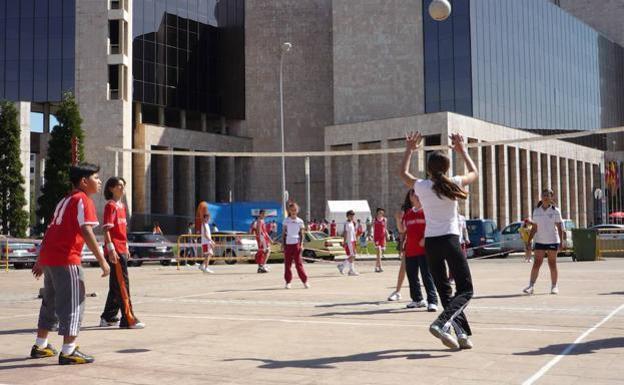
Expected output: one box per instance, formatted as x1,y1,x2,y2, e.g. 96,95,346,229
523,285,534,295
198,264,205,272
348,269,359,276
457,333,473,349
429,324,460,349
203,267,214,274
257,266,268,274
374,266,383,273
263,264,271,271
303,282,310,289
121,321,145,329
551,285,559,295
337,263,345,275
407,300,427,309
285,283,291,289
58,347,94,365
387,291,401,301
427,303,438,312
99,317,120,327
30,344,57,359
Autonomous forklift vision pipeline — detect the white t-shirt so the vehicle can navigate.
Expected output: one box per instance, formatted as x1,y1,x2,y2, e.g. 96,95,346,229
412,176,463,237
458,214,467,243
343,221,356,243
283,216,305,245
201,222,212,245
532,205,563,244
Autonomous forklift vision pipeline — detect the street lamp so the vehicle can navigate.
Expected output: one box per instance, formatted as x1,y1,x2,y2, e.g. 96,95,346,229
279,42,292,217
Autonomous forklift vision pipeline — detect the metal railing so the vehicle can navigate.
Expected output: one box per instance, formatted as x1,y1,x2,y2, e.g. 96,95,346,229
596,229,624,260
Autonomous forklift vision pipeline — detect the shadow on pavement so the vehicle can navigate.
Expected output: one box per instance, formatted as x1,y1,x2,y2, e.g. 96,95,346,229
514,337,624,356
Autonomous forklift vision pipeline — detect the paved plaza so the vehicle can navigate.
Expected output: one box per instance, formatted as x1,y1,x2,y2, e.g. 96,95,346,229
1,257,623,385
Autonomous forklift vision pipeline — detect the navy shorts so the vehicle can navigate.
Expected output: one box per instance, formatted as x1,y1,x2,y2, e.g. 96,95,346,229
534,243,559,251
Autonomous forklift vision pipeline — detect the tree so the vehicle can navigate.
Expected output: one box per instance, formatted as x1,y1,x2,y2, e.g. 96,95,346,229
36,92,85,231
0,101,29,237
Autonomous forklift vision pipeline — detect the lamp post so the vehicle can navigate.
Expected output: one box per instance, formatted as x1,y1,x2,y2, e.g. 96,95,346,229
279,42,292,217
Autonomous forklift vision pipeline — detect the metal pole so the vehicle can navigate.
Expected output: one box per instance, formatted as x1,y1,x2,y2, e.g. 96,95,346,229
280,52,286,217
305,156,310,223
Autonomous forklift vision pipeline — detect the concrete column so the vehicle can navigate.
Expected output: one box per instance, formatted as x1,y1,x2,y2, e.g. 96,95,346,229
519,149,532,220
585,163,594,226
158,107,165,126
530,151,541,207
134,102,142,125
16,102,31,220
324,145,332,201
352,142,359,199
508,146,521,222
43,103,51,133
569,159,578,224
201,113,207,132
496,145,509,226
578,161,586,227
166,151,174,214
468,138,483,219
484,145,497,220
180,110,186,130
380,139,389,212
541,153,550,190
550,156,561,208
560,158,570,219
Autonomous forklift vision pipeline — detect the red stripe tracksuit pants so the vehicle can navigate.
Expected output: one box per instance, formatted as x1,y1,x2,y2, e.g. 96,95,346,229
284,243,308,284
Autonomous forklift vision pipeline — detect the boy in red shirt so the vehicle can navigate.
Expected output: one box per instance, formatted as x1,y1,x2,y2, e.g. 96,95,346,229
330,220,337,237
30,163,110,365
100,177,145,329
255,210,272,273
402,190,438,311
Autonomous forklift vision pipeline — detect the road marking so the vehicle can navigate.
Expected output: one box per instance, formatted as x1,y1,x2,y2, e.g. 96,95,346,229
522,303,624,385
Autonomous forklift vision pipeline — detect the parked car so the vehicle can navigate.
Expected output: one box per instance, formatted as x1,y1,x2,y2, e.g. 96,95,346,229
466,219,504,257
81,244,104,267
500,222,524,252
1,241,37,269
212,231,258,264
127,232,174,266
589,224,624,230
301,231,345,262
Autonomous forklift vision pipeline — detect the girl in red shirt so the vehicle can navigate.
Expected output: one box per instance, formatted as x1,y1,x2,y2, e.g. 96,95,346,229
402,189,438,311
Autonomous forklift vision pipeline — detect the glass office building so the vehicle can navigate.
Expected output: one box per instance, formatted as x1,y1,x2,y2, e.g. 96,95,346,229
423,0,624,131
132,0,244,121
0,0,75,102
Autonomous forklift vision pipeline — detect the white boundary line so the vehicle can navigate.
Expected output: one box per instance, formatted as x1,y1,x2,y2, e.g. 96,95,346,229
522,303,624,385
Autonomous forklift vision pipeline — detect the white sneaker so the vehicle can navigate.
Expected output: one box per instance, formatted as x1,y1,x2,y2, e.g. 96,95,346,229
551,285,559,295
203,267,214,274
374,266,383,273
406,300,427,309
387,291,401,301
523,285,534,295
198,264,205,272
285,283,291,289
263,264,271,271
457,333,473,349
303,282,310,289
126,321,146,329
348,269,359,276
99,317,119,327
337,263,345,275
427,303,438,312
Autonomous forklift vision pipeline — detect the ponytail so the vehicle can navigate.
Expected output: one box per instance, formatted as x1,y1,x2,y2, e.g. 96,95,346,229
431,172,468,201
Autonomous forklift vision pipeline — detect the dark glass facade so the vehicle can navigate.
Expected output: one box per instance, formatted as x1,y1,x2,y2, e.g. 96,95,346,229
423,0,624,131
0,0,75,102
133,0,244,118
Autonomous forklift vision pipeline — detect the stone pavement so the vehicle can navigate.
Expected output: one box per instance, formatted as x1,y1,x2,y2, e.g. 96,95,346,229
1,257,623,385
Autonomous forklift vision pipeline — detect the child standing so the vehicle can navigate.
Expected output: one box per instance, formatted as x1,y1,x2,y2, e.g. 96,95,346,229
519,218,533,263
330,220,337,237
403,190,438,311
255,209,272,273
199,213,216,273
373,208,387,273
337,210,359,276
282,202,310,289
30,164,110,365
100,177,145,329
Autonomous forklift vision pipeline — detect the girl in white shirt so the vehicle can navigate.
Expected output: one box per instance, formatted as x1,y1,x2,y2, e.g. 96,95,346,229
282,201,309,289
523,189,563,295
199,214,216,274
400,132,478,350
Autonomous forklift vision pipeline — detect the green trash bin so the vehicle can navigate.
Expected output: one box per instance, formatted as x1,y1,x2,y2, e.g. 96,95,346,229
572,229,597,261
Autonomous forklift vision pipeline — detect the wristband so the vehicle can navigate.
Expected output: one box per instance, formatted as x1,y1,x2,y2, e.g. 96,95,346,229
107,243,115,252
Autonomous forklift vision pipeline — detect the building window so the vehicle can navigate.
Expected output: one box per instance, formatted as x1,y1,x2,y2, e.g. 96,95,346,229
110,0,121,10
109,20,120,54
108,65,120,99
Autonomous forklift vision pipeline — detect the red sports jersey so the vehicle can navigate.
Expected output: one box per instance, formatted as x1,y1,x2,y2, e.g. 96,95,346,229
330,223,337,236
403,208,426,257
103,200,128,254
256,219,270,247
39,190,99,266
373,218,386,240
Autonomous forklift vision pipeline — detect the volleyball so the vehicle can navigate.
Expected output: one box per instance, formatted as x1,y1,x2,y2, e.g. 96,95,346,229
429,0,452,21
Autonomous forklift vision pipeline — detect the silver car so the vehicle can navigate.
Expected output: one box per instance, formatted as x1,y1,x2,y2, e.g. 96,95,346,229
212,231,258,265
2,242,38,269
500,219,576,254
